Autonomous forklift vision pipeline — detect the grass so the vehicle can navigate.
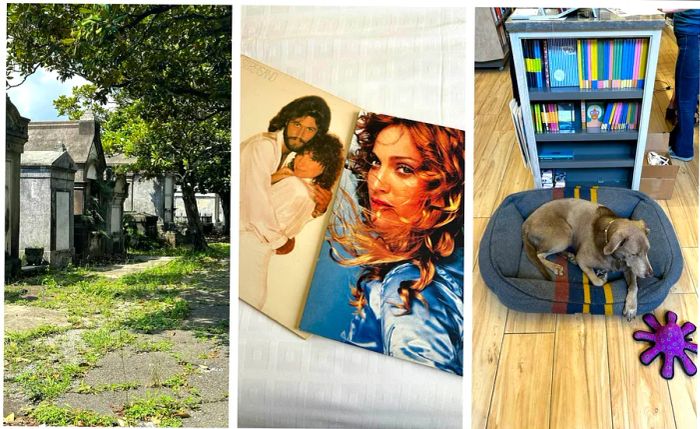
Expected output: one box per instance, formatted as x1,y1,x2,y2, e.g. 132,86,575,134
82,327,136,354
4,326,67,373
124,297,189,333
4,287,27,303
74,380,140,394
31,403,116,426
9,256,206,319
15,362,85,400
4,243,229,424
194,319,229,342
5,325,69,344
135,339,174,353
122,393,196,427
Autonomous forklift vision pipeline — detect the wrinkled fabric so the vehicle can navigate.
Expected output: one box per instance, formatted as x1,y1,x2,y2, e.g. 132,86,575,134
343,248,464,375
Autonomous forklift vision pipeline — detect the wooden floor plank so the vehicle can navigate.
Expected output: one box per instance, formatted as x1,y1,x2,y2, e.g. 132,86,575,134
474,131,515,217
471,264,509,429
655,294,697,429
495,92,516,133
493,139,534,212
504,310,556,334
486,333,555,429
666,166,698,248
474,113,499,169
473,217,490,269
669,248,697,294
475,70,511,116
606,315,676,429
680,247,698,294
550,314,612,429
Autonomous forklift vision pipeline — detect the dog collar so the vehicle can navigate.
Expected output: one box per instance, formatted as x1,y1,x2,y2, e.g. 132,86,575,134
604,218,617,245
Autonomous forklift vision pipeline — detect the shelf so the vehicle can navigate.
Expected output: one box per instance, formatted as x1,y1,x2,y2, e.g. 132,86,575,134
508,19,663,191
528,87,644,101
535,130,638,142
539,156,635,169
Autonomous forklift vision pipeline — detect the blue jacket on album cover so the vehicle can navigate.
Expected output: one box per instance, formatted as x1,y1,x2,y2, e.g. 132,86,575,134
342,247,464,376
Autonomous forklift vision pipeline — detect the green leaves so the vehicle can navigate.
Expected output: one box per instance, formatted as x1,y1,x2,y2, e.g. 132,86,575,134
9,4,232,233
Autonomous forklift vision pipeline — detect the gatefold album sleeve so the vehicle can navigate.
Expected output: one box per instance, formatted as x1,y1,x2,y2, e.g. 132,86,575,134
300,111,465,375
239,56,359,337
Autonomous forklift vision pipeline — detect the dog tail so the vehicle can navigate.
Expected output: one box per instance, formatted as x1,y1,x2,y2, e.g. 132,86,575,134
522,230,554,281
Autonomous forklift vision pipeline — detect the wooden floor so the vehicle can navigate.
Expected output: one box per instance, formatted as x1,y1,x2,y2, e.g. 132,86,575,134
472,26,698,429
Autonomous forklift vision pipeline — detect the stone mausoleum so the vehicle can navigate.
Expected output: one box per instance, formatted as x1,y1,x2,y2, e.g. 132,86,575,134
5,96,30,278
19,151,77,267
25,113,128,261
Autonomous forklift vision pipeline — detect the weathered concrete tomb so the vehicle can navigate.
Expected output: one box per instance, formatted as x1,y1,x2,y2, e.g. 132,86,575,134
19,150,77,267
174,190,225,226
107,155,176,227
5,96,30,278
25,113,128,261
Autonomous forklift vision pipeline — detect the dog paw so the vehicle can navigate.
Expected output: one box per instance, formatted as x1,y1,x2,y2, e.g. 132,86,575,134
594,269,608,284
590,277,605,287
623,301,637,321
564,252,577,264
551,264,564,277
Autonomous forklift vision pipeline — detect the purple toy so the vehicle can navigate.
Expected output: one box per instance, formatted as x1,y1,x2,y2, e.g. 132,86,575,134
633,311,697,380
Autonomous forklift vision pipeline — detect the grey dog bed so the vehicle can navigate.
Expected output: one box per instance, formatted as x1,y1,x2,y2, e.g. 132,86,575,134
478,187,683,315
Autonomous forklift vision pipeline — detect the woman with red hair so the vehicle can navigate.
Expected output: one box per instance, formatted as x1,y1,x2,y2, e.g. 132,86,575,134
329,112,464,375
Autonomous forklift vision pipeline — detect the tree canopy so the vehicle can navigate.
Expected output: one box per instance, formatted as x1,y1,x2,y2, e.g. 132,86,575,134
8,4,231,119
8,4,232,250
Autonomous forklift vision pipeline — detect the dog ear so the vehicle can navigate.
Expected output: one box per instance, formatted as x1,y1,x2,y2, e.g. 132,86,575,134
636,220,650,235
604,232,626,255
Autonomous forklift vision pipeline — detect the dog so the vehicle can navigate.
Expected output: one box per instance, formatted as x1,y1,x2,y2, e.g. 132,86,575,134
522,199,654,321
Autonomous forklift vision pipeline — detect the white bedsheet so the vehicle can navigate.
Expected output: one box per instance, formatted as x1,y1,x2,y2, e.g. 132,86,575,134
239,6,465,428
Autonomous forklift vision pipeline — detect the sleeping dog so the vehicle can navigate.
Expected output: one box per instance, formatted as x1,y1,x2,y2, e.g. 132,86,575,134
522,199,653,321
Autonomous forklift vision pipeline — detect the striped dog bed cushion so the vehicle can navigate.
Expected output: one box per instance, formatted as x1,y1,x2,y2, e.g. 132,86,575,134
479,187,683,315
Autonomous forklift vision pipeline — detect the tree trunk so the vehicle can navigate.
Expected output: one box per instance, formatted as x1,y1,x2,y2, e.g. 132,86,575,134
219,190,230,234
181,183,208,251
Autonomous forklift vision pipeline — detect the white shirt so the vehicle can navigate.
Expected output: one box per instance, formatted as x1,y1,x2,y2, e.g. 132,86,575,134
240,131,289,250
271,176,316,239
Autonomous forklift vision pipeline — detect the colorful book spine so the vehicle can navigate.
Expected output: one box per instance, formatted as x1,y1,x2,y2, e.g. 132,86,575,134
623,39,628,88
592,39,598,89
608,39,613,89
619,39,625,89
577,39,584,88
613,39,620,89
588,39,593,89
527,37,649,90
543,40,550,87
632,38,640,88
638,38,648,88
534,40,543,88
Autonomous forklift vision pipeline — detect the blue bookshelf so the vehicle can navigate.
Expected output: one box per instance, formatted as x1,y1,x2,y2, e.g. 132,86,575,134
506,10,665,189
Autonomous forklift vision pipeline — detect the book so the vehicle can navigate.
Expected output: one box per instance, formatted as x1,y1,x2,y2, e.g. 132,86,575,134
600,101,640,130
531,102,579,133
509,98,531,168
543,39,551,87
557,102,576,133
529,37,648,89
548,38,579,87
540,149,574,159
241,56,465,375
585,102,605,130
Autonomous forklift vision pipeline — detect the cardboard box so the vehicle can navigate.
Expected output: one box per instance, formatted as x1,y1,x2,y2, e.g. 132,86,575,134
640,133,678,199
640,177,675,199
